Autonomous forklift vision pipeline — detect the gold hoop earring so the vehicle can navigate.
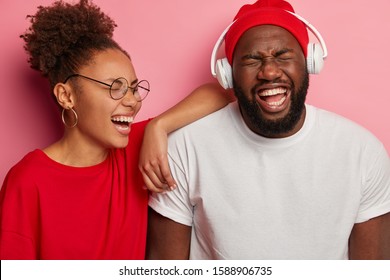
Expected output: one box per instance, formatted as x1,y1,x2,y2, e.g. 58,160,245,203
61,107,78,128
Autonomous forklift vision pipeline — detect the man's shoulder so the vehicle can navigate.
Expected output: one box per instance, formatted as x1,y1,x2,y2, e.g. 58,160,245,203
174,103,236,133
167,103,238,150
310,105,385,149
313,106,373,133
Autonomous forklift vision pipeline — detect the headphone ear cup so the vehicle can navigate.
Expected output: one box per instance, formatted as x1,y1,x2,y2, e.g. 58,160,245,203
306,43,324,74
215,58,233,89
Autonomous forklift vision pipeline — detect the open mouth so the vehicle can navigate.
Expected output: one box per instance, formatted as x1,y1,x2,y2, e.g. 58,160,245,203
257,87,288,109
111,116,134,131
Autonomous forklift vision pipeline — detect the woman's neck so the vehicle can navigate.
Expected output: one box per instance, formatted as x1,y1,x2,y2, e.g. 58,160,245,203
43,132,109,167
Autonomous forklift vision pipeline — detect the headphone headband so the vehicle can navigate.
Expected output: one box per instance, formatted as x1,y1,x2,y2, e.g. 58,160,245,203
211,21,236,77
285,11,328,59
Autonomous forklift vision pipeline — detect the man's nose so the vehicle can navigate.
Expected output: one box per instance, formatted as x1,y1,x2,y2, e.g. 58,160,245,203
257,58,283,81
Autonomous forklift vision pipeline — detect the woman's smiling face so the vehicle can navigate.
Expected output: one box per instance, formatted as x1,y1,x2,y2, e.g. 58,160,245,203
69,48,142,149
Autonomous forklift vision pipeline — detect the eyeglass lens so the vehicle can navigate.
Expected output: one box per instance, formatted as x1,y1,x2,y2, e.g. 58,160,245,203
110,78,150,101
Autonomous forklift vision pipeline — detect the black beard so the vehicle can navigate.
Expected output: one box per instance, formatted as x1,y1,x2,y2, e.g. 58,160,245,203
234,70,309,138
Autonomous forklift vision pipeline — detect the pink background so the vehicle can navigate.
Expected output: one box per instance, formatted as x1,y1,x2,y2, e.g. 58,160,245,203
1,0,389,184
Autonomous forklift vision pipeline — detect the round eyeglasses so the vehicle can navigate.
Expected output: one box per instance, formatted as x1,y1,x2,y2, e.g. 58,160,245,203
63,74,150,101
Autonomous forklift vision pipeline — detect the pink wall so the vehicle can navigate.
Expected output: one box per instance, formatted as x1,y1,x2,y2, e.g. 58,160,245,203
1,0,390,184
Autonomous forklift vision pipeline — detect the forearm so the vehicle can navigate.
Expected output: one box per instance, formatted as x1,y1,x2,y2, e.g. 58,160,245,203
139,83,233,192
151,82,234,134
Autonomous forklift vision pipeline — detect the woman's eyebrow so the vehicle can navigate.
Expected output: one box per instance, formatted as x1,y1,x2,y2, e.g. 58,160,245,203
130,79,139,86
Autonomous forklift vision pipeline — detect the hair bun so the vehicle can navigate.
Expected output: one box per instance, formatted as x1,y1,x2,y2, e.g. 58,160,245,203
21,0,117,77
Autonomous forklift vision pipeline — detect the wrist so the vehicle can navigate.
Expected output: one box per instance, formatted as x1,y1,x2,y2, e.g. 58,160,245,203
149,116,170,134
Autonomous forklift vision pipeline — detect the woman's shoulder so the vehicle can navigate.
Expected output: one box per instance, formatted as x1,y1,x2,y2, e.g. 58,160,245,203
10,148,45,167
131,119,151,134
3,150,48,185
127,119,152,147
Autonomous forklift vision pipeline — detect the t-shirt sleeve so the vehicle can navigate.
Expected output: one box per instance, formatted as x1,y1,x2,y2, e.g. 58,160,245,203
355,144,390,223
0,169,38,259
148,153,193,226
0,231,36,260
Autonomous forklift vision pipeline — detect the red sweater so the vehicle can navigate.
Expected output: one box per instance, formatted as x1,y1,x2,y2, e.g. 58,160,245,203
0,121,149,260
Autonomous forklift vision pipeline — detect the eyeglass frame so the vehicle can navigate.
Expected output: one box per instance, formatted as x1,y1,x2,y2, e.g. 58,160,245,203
63,74,150,101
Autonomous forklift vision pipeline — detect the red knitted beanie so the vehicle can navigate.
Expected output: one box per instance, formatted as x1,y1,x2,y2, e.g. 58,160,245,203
225,0,309,64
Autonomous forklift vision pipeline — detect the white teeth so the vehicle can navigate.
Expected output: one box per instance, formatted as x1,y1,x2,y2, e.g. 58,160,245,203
267,96,287,107
111,116,134,123
259,87,287,97
116,125,129,131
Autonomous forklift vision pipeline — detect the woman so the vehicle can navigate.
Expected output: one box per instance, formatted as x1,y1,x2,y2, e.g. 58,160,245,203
0,0,230,259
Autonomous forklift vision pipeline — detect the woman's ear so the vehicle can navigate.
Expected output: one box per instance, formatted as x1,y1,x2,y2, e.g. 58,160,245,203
53,83,75,109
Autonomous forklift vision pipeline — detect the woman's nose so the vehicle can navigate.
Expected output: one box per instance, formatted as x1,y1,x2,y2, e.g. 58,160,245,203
121,89,139,107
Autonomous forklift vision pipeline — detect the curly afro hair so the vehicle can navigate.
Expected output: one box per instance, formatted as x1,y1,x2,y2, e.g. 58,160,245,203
20,0,127,88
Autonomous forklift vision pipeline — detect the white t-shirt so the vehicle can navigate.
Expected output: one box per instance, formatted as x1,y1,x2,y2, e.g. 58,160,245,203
149,103,390,259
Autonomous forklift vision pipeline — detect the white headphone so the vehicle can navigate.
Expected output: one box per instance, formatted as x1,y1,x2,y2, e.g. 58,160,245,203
210,11,328,89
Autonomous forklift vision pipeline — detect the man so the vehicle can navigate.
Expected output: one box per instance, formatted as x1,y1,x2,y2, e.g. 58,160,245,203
146,0,390,259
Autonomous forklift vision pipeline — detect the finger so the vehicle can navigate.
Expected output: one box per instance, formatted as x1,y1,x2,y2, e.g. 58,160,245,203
140,161,165,185
158,159,177,191
140,162,171,192
141,171,169,193
140,157,167,182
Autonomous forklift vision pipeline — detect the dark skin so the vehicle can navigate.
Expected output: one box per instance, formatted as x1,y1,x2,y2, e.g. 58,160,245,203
349,213,390,259
232,25,307,138
146,25,390,260
146,208,191,260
